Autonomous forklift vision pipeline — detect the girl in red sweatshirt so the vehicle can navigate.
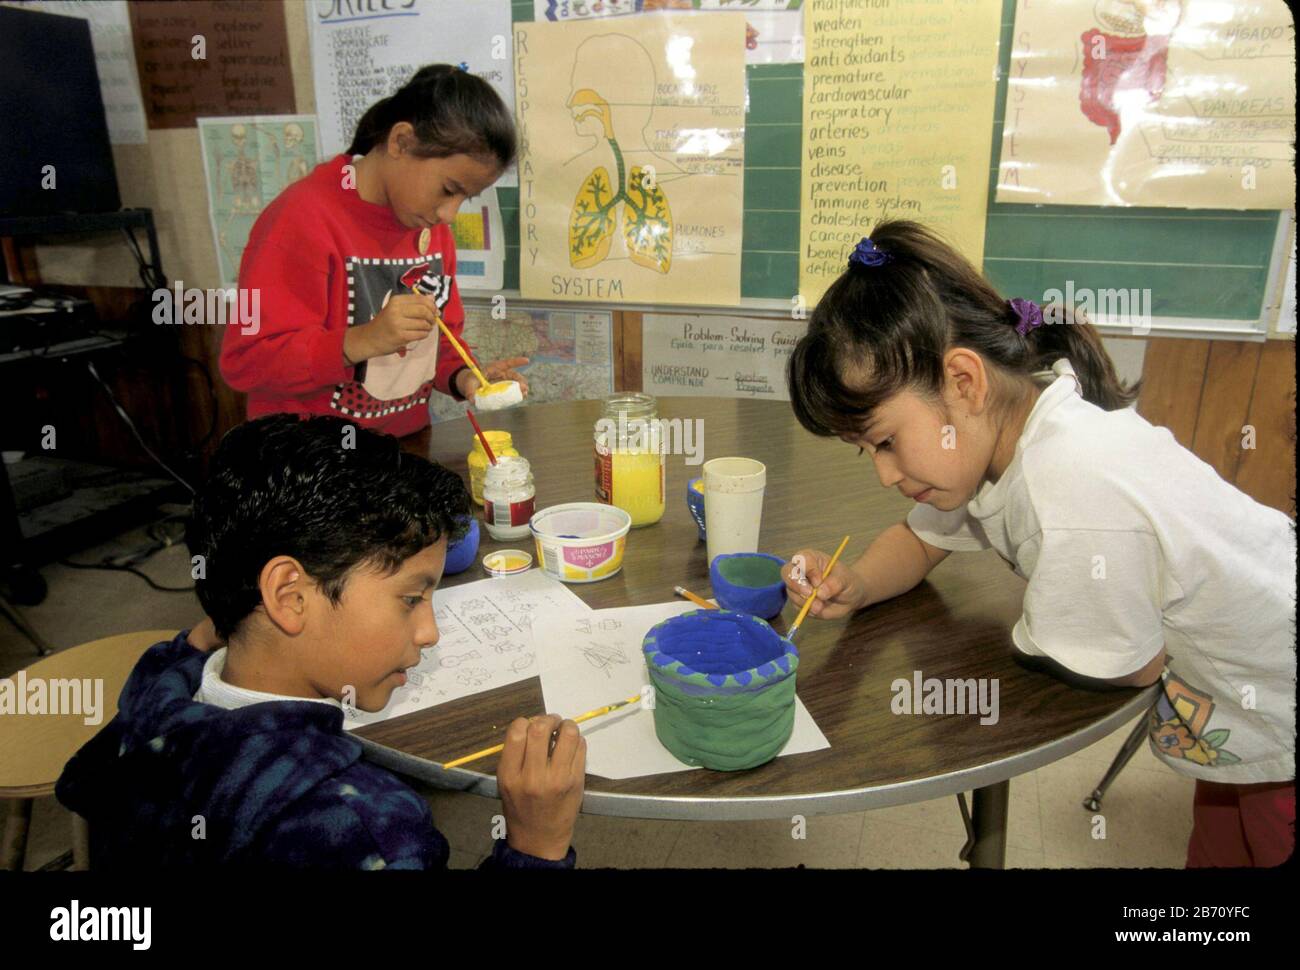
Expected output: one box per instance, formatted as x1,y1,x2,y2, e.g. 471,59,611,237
221,65,528,437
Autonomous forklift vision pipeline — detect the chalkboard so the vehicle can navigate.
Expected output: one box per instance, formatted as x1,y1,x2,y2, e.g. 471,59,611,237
498,0,1283,322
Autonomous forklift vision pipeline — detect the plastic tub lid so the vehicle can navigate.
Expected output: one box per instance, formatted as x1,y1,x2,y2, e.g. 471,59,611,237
483,549,533,577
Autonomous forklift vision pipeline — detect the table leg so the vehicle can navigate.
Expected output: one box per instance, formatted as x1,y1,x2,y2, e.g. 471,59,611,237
968,781,1009,869
71,813,90,870
2,798,33,871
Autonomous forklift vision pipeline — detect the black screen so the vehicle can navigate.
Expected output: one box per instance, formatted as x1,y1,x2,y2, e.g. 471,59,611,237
0,5,123,216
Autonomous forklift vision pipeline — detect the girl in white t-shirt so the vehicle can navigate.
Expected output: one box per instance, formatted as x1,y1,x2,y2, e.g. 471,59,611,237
782,221,1296,868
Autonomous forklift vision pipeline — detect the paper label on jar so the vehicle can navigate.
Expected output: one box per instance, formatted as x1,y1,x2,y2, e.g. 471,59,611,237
487,496,536,528
594,441,612,503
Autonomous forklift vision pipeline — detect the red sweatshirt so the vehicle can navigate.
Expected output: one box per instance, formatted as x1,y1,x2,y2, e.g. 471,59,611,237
220,153,474,438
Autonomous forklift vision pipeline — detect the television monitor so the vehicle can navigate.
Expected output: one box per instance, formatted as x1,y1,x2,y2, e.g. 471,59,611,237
0,5,123,217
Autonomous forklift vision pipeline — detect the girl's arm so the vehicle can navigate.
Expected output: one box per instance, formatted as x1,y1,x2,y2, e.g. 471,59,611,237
1014,647,1165,691
855,521,951,608
785,520,951,618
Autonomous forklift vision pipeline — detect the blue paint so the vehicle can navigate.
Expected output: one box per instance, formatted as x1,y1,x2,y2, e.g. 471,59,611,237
709,553,787,620
651,611,786,676
444,518,480,575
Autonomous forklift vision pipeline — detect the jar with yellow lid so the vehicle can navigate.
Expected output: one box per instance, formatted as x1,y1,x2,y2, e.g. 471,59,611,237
594,393,665,528
467,430,519,505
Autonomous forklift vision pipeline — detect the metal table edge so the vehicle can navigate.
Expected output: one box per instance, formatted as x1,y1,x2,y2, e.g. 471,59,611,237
355,684,1159,821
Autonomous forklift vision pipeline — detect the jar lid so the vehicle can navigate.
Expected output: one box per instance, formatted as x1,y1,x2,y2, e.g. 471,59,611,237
483,549,533,577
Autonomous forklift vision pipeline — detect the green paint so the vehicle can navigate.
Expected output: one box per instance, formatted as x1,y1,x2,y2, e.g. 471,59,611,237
647,672,796,771
717,555,783,588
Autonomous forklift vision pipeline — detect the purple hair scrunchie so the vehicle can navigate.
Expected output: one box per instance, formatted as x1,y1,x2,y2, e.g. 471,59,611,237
848,237,892,269
1008,298,1044,336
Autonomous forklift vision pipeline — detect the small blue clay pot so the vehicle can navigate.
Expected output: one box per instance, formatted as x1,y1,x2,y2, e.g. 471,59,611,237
686,477,706,542
709,552,787,620
444,518,480,575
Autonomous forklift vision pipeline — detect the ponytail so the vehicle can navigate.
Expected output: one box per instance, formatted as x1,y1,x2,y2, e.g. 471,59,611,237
788,220,1140,439
346,64,516,170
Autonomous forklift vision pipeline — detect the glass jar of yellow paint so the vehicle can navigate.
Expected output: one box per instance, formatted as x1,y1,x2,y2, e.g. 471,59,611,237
467,430,519,506
594,393,665,528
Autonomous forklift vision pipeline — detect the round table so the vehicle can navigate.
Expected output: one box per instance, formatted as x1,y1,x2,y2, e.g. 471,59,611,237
356,398,1155,868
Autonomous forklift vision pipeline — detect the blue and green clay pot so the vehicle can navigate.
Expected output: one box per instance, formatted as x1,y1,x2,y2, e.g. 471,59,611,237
642,610,798,771
709,552,787,619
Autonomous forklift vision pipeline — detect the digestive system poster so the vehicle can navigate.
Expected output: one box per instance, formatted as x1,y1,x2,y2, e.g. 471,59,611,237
514,14,746,305
996,0,1295,208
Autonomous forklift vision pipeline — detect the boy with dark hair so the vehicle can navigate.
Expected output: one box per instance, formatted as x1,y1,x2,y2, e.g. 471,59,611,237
57,414,584,869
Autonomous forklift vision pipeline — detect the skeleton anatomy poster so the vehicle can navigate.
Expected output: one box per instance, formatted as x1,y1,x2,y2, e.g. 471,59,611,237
514,14,746,305
997,0,1295,208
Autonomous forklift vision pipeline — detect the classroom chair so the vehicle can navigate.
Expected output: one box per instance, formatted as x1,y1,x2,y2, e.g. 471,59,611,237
0,629,174,870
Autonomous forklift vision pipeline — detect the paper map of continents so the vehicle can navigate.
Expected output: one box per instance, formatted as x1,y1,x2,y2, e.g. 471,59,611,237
428,306,614,423
997,0,1294,208
514,14,746,305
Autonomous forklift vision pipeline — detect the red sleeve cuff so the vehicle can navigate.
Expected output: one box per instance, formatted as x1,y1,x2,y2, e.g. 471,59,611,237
310,327,351,387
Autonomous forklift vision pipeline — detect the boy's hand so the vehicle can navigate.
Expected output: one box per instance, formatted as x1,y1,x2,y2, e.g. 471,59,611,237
345,293,438,363
781,548,867,620
497,714,585,861
455,357,531,399
186,617,223,653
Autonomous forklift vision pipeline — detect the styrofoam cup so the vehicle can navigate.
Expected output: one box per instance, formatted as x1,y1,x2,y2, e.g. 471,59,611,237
703,457,766,566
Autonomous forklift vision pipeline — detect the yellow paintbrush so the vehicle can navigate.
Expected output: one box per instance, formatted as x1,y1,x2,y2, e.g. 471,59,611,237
439,691,645,771
786,534,850,640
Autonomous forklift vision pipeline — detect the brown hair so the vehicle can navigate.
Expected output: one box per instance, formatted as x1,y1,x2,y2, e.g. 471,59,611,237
346,64,516,170
787,220,1139,438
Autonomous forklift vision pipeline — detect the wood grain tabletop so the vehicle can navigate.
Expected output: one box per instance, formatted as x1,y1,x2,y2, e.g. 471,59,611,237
354,398,1152,818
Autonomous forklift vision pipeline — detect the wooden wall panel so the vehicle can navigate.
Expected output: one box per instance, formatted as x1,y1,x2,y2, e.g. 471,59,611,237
1235,341,1296,517
1189,340,1263,483
1136,338,1210,450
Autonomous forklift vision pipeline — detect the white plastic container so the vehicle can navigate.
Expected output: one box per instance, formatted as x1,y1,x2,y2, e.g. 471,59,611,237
474,380,523,411
529,502,632,583
702,457,766,566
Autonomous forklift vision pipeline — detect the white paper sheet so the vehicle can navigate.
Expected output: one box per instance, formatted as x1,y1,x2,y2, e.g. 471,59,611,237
535,603,830,779
344,569,589,729
309,0,517,185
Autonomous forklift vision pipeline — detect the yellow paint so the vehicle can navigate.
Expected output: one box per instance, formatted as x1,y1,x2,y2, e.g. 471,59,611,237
477,381,515,396
485,552,530,572
691,479,704,494
467,431,518,505
611,451,664,527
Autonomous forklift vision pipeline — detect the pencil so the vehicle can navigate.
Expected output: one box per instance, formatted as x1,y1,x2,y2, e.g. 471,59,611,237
438,691,645,771
674,586,718,610
786,535,850,640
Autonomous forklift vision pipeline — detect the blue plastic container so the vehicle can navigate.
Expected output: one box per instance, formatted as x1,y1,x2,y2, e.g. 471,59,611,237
444,518,480,575
686,477,706,542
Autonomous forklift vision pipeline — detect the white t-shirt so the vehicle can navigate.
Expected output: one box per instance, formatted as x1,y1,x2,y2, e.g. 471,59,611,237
908,358,1296,784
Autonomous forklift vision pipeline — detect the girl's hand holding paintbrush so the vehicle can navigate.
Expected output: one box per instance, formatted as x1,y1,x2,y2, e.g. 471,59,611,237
343,292,440,363
781,546,868,620
496,714,586,861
